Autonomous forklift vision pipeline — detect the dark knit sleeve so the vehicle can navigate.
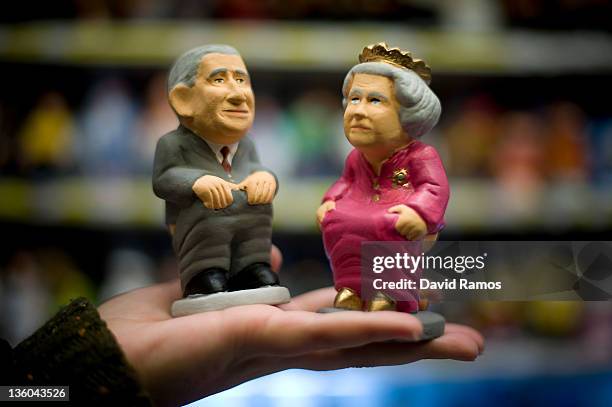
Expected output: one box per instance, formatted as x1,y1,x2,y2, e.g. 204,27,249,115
3,298,151,406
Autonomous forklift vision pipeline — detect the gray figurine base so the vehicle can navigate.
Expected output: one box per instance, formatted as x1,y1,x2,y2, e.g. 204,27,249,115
318,308,445,341
172,286,291,317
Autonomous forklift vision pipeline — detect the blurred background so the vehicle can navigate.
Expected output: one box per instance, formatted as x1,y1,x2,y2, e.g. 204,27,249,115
0,0,611,406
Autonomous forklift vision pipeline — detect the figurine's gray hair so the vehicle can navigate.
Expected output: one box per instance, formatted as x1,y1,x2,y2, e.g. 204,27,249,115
167,44,240,93
342,62,441,139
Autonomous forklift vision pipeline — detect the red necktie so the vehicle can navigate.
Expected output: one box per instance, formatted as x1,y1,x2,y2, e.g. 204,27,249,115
220,146,232,174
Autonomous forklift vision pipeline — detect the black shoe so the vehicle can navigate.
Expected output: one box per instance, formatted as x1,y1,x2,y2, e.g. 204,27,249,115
228,263,279,291
184,268,228,297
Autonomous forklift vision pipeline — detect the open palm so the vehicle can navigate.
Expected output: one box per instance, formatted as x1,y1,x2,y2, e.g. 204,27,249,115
99,256,483,407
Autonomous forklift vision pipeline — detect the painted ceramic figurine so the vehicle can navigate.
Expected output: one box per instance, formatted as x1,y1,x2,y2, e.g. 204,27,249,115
317,43,449,315
153,44,290,316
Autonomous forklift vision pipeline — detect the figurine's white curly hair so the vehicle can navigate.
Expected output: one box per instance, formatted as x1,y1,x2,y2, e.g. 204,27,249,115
342,62,441,139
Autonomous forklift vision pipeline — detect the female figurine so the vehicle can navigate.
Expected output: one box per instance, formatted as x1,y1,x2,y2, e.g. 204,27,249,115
317,43,449,314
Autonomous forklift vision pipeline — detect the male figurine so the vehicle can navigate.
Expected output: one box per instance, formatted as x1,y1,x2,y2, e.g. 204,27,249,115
317,43,449,316
153,44,289,316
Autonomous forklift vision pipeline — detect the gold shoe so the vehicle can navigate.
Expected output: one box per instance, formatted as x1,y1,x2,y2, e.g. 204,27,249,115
366,291,396,312
334,287,363,310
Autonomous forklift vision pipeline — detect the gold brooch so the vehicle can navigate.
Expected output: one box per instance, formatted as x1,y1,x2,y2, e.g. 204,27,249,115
391,168,409,188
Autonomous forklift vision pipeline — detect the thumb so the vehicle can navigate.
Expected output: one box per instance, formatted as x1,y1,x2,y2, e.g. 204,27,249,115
270,245,283,272
387,205,406,214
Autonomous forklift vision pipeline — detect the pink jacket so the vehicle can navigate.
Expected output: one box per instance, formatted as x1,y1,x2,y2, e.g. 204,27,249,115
320,140,450,312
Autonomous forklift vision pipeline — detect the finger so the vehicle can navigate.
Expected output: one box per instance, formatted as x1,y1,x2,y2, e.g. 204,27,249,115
209,183,222,208
223,185,234,206
397,222,413,238
402,223,417,240
215,183,227,207
268,181,277,201
244,328,482,375
445,323,485,354
403,226,415,240
202,189,214,208
218,184,231,208
253,181,262,203
278,287,336,311
263,182,274,203
253,181,264,203
270,245,282,273
388,205,405,214
215,184,228,208
394,217,407,232
261,181,273,203
246,182,256,204
258,181,268,203
285,329,481,371
316,208,327,225
232,307,423,357
420,329,481,361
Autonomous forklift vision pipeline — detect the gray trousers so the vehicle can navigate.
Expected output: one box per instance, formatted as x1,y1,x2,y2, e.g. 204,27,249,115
173,191,273,291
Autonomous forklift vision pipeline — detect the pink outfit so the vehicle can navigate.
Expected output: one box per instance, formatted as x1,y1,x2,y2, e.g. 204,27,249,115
321,141,450,313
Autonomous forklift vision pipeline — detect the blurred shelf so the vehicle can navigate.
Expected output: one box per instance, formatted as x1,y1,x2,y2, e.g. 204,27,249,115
0,177,610,232
0,21,612,73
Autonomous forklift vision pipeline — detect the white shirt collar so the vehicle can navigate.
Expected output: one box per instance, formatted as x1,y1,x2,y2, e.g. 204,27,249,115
202,139,239,165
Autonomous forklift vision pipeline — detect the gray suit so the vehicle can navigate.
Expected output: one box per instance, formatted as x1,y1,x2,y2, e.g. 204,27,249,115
153,125,274,291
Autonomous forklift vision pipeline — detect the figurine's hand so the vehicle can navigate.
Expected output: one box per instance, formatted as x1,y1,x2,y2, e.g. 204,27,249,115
238,171,276,205
193,175,238,209
316,200,336,227
388,204,428,241
99,246,483,406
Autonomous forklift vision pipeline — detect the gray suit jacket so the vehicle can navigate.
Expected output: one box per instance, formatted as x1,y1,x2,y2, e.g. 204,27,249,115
152,125,272,224
152,125,276,286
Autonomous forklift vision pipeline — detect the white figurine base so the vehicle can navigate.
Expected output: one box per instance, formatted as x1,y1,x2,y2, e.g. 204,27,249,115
171,286,291,317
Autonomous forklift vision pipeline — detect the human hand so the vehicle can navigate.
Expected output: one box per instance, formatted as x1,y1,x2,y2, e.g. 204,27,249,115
192,175,238,209
316,200,336,227
388,204,428,241
237,171,276,205
99,247,483,407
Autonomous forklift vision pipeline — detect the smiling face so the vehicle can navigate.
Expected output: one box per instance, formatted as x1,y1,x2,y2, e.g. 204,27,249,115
170,53,255,144
343,73,407,158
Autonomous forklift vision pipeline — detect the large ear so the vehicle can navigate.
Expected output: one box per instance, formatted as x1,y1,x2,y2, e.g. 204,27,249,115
169,84,195,118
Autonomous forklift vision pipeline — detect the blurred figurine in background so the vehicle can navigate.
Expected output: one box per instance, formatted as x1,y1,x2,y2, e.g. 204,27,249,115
17,92,75,175
317,43,449,315
153,44,290,316
79,78,139,176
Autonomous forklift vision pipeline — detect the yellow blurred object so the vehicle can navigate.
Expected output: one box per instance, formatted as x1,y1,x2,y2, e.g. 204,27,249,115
37,250,96,310
525,301,583,336
471,301,523,328
18,93,74,169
